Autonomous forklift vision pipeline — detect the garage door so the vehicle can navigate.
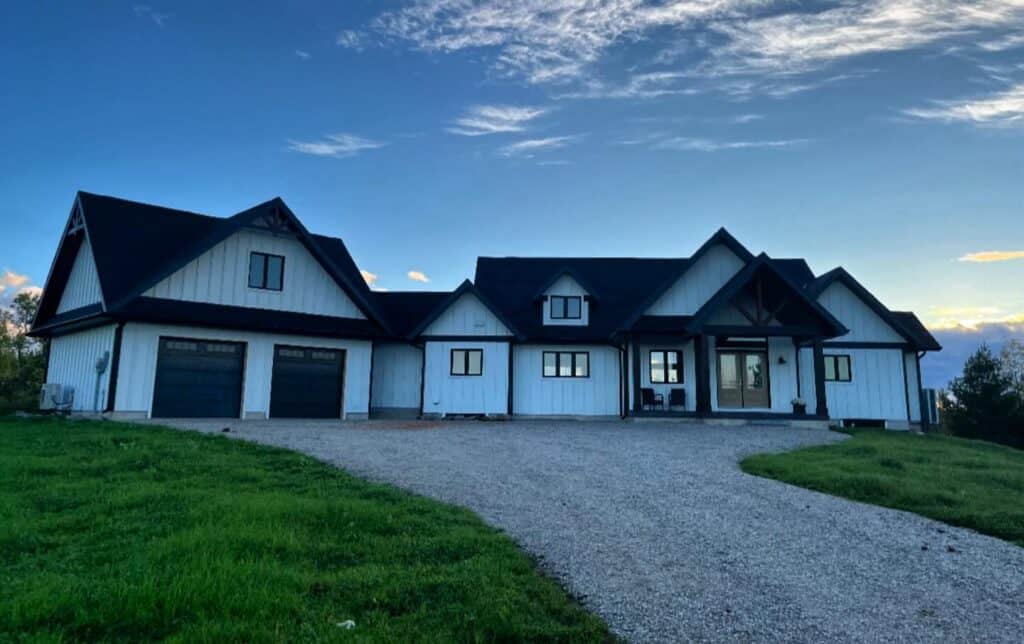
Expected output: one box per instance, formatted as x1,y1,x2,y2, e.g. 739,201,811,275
269,345,345,418
152,338,245,418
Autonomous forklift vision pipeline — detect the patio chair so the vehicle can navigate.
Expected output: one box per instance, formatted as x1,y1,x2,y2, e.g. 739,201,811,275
668,388,686,410
641,387,664,410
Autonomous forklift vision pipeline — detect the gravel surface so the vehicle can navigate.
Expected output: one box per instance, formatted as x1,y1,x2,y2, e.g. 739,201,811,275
156,419,1024,643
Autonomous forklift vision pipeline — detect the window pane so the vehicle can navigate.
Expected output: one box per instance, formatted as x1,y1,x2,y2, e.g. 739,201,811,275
558,352,573,377
574,352,588,377
824,356,836,381
719,354,739,389
650,351,665,383
566,297,581,319
667,351,680,383
745,354,765,389
543,352,557,377
451,350,466,375
248,253,265,288
467,350,482,375
838,356,851,381
266,255,284,290
551,297,565,319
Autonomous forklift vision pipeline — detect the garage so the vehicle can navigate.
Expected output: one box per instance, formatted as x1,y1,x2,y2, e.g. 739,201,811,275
269,345,345,418
152,337,245,418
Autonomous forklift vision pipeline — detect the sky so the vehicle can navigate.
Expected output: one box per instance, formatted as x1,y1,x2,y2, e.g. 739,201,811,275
1,1,1022,387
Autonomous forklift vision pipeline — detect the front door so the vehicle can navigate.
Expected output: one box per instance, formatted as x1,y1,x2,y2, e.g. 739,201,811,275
717,351,770,409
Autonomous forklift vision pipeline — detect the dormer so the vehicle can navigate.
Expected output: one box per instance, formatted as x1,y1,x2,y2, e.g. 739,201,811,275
535,269,596,327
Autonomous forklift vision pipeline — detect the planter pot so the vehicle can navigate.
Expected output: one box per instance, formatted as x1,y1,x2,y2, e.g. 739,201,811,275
792,403,807,415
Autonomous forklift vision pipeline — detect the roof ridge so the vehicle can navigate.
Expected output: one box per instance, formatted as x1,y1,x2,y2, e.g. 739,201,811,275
78,190,223,221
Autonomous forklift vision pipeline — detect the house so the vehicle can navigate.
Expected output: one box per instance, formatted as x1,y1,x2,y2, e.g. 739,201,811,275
30,192,941,428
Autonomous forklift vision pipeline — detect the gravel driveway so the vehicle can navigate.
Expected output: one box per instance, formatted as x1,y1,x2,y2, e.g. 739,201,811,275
159,419,1024,643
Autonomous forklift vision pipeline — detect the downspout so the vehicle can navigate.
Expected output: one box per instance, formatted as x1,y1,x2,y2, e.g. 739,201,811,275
916,351,928,432
104,321,125,413
506,341,514,416
417,341,427,418
618,339,627,419
367,341,376,420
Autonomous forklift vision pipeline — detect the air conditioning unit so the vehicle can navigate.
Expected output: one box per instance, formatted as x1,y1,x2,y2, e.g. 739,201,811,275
39,384,74,411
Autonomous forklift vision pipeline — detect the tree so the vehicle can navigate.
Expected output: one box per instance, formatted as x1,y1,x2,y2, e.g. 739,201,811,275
0,290,45,414
944,345,1023,449
1000,339,1024,400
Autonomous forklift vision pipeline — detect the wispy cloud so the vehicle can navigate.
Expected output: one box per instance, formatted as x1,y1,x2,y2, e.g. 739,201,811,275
0,270,39,306
978,31,1024,51
554,72,698,100
295,50,311,60
287,133,385,158
653,136,808,152
729,113,764,124
957,249,1024,263
407,270,430,283
132,5,169,28
336,29,366,51
448,104,549,136
904,83,1024,127
927,305,1024,330
359,269,378,287
497,135,577,158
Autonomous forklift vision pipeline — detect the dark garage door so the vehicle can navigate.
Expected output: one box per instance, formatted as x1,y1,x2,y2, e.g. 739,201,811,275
269,345,345,419
152,338,245,418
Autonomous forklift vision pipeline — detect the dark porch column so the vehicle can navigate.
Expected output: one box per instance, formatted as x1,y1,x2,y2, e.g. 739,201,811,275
695,334,711,416
812,337,829,418
631,338,642,414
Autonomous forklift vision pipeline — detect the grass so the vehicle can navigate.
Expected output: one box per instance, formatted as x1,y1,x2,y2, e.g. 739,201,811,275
741,429,1024,547
0,418,610,642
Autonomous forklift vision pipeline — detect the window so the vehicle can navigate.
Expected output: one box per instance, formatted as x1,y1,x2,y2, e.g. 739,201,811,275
542,351,589,378
248,252,285,291
650,350,683,384
824,355,852,382
450,349,483,376
549,295,582,320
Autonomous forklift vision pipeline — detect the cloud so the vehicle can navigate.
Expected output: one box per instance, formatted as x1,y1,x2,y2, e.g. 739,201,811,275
904,83,1024,127
287,133,385,158
336,29,366,50
923,320,1024,388
730,113,764,124
926,305,1024,330
554,72,699,100
407,270,430,283
497,135,576,157
957,249,1024,262
652,136,808,152
359,269,378,287
132,5,169,28
295,50,311,60
447,104,549,136
0,271,39,307
978,31,1024,51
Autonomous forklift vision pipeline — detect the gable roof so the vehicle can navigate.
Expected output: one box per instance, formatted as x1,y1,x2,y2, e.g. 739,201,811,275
407,279,524,340
475,256,687,342
32,192,389,334
374,291,451,337
807,267,939,349
531,267,601,301
685,253,849,337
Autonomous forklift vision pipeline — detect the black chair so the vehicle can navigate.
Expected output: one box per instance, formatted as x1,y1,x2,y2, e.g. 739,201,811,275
668,388,686,410
641,387,664,410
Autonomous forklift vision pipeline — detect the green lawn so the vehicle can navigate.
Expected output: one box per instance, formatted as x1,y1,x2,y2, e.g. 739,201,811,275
0,418,610,642
741,429,1024,547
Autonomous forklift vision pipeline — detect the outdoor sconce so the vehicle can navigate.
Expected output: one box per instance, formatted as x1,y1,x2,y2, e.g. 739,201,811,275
778,355,787,365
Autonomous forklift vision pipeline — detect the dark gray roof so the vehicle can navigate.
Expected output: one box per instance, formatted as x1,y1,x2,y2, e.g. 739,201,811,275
892,312,942,351
373,291,451,337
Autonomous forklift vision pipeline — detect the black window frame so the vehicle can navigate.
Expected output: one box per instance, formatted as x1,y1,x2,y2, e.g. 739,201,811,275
549,295,582,320
450,348,484,377
542,351,590,378
824,354,852,382
649,350,683,384
248,251,285,291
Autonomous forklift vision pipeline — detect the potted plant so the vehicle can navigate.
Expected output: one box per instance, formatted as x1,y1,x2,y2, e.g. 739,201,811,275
791,397,807,415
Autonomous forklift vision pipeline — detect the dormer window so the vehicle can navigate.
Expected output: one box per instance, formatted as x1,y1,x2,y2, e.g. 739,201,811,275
550,295,582,320
249,252,284,291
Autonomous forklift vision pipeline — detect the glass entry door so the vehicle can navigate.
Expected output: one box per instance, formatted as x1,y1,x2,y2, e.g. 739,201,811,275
717,351,770,409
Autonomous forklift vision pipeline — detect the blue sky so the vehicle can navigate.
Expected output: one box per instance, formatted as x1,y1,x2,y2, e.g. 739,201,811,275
1,1,1022,386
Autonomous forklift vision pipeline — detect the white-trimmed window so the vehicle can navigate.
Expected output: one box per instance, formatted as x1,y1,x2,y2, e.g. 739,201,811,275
824,355,852,382
549,296,582,320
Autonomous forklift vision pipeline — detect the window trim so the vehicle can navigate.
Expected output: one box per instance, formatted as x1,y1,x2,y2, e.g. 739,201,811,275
542,351,590,378
248,251,285,291
824,354,852,382
549,295,583,320
649,350,683,384
450,348,484,377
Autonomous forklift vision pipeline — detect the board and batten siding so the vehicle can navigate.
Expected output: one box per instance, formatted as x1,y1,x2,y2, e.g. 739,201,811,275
422,340,508,415
46,325,116,412
646,244,745,316
819,348,907,422
816,282,904,343
422,293,510,336
513,345,619,416
143,229,365,319
370,343,422,411
541,275,590,327
57,238,104,313
113,322,372,418
904,351,922,423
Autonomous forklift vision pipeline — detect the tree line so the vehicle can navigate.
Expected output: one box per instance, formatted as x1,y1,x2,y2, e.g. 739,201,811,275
0,292,44,415
942,340,1024,449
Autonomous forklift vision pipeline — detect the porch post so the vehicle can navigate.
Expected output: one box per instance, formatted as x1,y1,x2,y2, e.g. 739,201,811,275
631,337,642,414
812,337,829,418
695,334,712,416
